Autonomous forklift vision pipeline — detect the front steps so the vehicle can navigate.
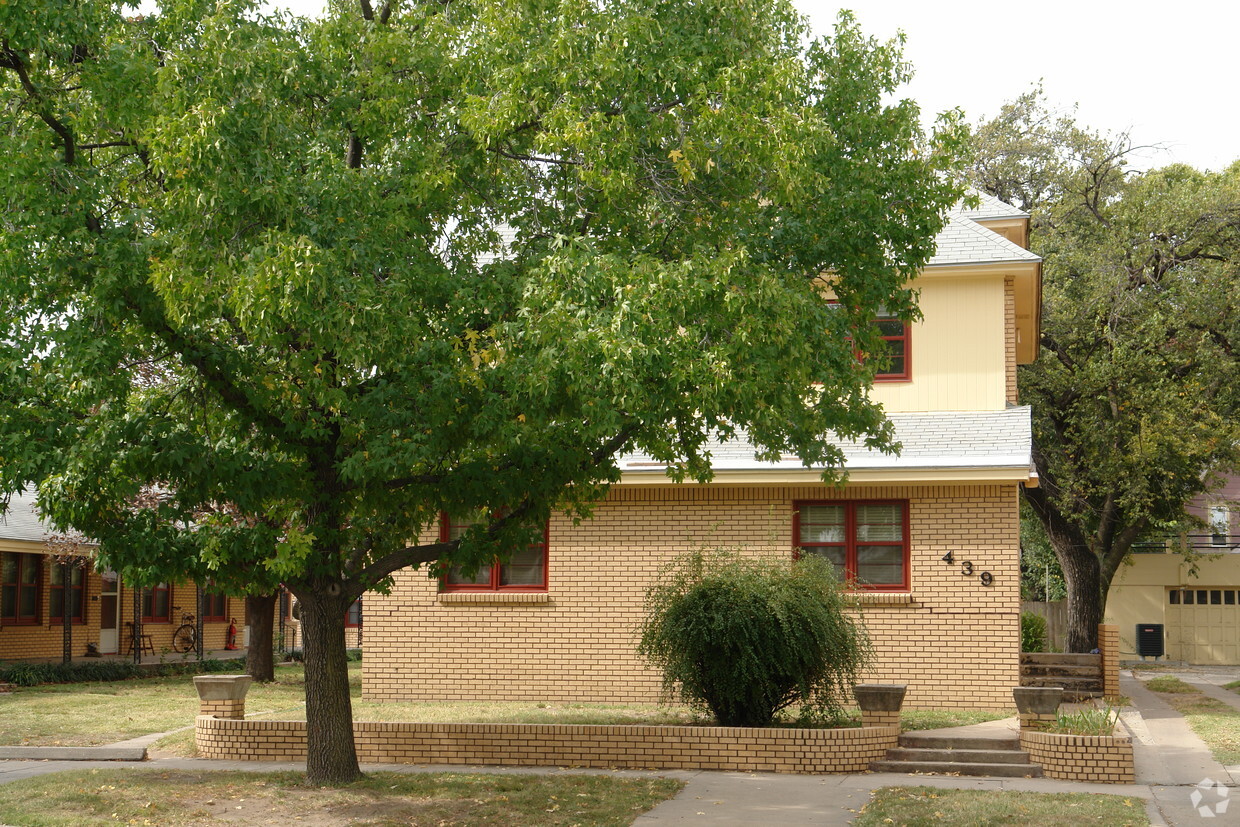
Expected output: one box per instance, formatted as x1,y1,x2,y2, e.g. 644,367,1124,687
871,732,1042,778
1021,652,1103,701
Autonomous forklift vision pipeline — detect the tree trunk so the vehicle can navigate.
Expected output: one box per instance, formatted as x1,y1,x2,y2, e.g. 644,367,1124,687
245,592,278,682
298,589,360,784
1056,542,1102,653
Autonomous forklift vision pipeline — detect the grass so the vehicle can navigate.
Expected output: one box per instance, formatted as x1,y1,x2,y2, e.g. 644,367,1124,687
0,768,681,827
853,786,1148,826
1145,676,1240,765
1224,679,1240,693
1144,675,1196,693
0,665,316,747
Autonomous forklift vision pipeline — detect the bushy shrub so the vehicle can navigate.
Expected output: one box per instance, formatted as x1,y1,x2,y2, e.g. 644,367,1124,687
1021,611,1048,653
0,655,247,687
638,549,870,727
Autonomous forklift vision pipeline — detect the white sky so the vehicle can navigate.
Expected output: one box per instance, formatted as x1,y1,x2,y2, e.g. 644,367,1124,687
185,0,1240,172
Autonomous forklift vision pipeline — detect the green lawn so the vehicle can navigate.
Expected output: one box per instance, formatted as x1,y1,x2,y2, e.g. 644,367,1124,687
0,768,682,827
854,786,1148,826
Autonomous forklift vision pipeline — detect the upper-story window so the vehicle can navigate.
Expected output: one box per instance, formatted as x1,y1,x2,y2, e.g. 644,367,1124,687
793,501,909,591
440,514,549,592
1210,505,1231,546
871,311,910,381
828,302,911,382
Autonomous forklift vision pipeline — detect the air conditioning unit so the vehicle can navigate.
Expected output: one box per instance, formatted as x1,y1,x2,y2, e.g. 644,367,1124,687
1136,624,1165,659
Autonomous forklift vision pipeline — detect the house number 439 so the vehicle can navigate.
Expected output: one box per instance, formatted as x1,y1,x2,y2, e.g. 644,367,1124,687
941,551,994,587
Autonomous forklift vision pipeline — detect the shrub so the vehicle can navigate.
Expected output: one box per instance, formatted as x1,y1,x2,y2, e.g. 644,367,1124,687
1048,704,1118,736
1021,611,1048,653
0,656,246,687
638,549,870,727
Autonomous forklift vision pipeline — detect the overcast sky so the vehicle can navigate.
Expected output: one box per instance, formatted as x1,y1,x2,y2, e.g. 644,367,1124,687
202,0,1239,172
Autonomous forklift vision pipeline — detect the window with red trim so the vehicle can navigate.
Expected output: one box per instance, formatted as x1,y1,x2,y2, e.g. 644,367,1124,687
871,311,910,381
440,514,548,591
203,592,228,622
142,583,171,623
794,501,909,590
1,552,41,625
827,303,911,381
345,599,361,627
50,562,86,625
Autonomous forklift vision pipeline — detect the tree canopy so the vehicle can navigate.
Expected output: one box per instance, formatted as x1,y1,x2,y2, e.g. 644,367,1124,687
972,89,1240,651
1,0,965,781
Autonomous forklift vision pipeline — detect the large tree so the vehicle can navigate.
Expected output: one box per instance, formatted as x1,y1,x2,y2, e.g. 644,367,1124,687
0,0,965,782
972,90,1240,652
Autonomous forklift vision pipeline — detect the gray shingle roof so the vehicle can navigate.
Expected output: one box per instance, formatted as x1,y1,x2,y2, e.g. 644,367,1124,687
620,406,1032,474
926,214,1040,268
954,188,1030,221
0,491,53,544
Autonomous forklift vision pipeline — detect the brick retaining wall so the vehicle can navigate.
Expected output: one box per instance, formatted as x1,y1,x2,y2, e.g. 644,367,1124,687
195,718,899,774
1019,730,1134,784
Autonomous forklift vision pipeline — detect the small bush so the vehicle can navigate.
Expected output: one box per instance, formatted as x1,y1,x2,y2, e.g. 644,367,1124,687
1021,611,1048,653
0,656,246,687
638,549,870,727
1048,704,1118,736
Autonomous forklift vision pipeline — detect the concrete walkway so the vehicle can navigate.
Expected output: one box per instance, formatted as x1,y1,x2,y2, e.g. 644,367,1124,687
1,674,1237,825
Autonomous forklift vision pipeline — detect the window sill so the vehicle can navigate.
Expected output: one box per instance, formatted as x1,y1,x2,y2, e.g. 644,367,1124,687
851,592,915,606
437,592,551,605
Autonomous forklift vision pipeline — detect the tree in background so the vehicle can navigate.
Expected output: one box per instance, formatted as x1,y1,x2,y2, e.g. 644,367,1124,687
1,0,965,782
971,89,1240,652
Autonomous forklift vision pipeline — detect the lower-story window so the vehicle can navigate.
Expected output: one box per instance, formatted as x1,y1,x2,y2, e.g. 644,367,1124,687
793,500,909,590
143,583,171,623
203,592,228,622
440,514,549,591
50,562,87,625
0,552,41,625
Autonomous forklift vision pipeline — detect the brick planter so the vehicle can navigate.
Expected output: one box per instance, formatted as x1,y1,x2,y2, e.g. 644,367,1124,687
194,675,252,720
854,683,907,728
195,718,899,774
1019,729,1134,783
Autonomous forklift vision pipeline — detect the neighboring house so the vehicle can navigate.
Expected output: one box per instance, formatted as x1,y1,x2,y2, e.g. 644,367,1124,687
363,191,1043,710
1106,474,1240,664
0,491,244,662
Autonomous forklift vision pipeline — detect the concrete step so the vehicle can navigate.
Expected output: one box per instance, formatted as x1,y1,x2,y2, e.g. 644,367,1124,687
884,748,1034,765
1020,652,1100,666
871,759,1043,778
898,734,1021,751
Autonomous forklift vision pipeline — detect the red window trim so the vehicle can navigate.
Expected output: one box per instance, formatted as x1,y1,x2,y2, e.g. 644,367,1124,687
439,513,549,592
345,598,361,627
50,562,87,626
1,552,41,625
142,583,172,623
792,500,910,591
202,592,228,623
825,303,912,383
872,314,911,383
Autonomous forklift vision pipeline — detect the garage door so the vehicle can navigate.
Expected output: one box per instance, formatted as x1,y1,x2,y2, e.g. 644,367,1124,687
1166,587,1240,664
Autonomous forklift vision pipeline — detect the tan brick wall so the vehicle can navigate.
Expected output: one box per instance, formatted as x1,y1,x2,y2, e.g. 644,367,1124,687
1020,730,1135,784
1098,624,1121,699
195,716,899,774
364,482,1021,710
200,699,246,719
1005,276,1018,405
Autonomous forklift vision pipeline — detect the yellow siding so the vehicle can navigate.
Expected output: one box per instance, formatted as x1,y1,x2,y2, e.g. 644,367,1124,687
871,276,1007,413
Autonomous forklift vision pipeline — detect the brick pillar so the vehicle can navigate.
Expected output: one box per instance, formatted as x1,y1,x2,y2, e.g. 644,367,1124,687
1018,711,1057,731
1098,624,1120,699
194,675,252,719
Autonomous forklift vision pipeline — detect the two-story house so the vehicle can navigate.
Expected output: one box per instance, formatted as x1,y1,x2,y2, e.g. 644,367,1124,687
362,192,1042,710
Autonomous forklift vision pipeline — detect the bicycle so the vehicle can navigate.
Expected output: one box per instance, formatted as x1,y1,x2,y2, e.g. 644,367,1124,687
171,609,197,654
